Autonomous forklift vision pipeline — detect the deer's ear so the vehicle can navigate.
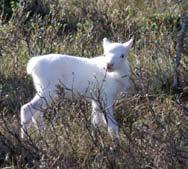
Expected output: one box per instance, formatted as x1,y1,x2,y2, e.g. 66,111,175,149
103,37,111,48
123,38,133,49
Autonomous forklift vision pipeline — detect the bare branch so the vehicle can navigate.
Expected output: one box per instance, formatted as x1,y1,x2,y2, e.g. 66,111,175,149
173,13,188,91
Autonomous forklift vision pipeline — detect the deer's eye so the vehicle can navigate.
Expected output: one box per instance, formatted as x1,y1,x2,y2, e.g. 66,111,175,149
120,54,124,58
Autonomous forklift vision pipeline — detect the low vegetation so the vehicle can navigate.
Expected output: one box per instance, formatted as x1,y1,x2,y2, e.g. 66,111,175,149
0,0,188,168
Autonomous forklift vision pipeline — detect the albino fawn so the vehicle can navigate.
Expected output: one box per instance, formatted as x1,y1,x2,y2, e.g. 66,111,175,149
21,38,133,140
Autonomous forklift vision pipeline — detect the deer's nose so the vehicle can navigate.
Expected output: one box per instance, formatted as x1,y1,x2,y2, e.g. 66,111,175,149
106,63,114,71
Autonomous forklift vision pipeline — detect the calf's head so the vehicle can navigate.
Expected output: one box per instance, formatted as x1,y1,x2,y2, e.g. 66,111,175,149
103,38,133,72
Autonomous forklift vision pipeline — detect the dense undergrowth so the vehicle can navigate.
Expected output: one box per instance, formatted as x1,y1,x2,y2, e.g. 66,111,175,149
0,0,188,168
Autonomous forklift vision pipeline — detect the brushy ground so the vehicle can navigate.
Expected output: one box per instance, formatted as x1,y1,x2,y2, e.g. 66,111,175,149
0,0,188,168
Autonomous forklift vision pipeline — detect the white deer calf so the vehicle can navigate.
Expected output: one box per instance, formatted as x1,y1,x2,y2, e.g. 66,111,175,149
20,38,133,139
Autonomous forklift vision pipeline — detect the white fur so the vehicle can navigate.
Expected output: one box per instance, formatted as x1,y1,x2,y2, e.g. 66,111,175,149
20,38,133,139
